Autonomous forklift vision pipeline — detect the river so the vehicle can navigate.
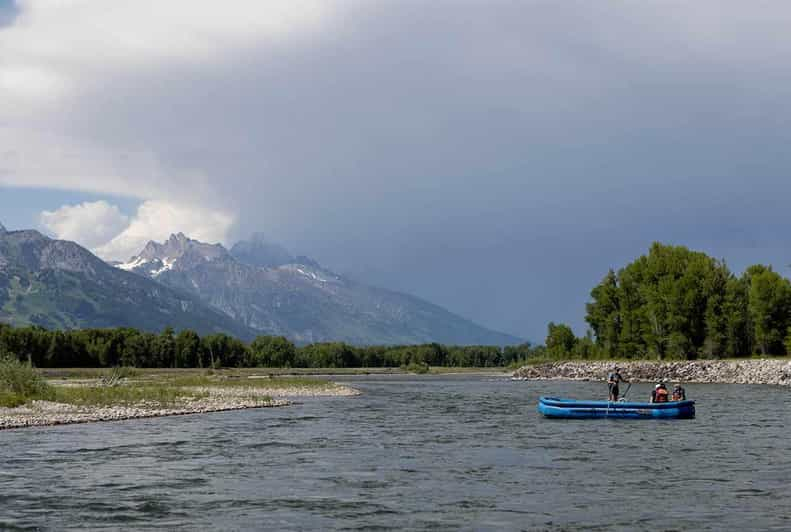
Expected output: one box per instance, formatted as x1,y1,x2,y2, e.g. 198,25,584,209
2,376,790,530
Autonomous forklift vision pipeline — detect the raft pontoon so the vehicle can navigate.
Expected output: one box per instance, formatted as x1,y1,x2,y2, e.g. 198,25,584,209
538,396,695,419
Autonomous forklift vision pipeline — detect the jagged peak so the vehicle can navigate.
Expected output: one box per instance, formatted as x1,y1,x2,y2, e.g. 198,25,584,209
0,221,6,233
168,232,190,243
134,233,229,264
141,239,163,255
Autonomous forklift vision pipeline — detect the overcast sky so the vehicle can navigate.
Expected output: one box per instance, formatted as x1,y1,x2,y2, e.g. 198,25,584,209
1,1,790,340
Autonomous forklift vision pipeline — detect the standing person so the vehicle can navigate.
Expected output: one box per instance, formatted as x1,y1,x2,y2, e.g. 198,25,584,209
607,366,628,401
672,383,686,401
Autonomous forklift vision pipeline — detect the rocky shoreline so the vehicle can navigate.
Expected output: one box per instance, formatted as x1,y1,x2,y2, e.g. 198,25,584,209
512,359,791,386
0,383,360,430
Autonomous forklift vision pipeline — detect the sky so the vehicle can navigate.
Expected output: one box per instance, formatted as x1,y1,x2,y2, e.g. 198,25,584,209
1,1,790,341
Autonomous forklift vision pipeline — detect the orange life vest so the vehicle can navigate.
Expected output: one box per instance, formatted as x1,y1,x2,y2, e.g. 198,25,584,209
654,388,668,403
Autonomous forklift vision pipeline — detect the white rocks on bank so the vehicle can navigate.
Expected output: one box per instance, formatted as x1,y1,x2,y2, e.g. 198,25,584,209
0,383,361,430
512,359,791,386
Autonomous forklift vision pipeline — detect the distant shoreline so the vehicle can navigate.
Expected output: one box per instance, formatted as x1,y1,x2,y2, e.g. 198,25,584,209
38,367,511,379
512,359,791,386
0,381,360,431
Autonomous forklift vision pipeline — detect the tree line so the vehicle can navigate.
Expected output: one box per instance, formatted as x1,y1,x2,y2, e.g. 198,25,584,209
546,243,791,359
0,324,537,368
2,242,786,367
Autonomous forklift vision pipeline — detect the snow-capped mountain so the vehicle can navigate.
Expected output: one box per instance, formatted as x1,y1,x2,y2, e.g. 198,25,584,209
118,232,228,277
0,226,256,338
114,233,522,345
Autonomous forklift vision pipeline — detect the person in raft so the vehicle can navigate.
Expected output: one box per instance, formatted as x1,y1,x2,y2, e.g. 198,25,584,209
650,382,669,403
671,383,686,401
607,367,628,401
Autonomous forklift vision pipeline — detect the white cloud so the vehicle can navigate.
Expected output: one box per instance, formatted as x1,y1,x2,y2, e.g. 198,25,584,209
95,199,234,261
0,0,337,215
3,0,791,339
40,200,130,249
0,128,173,198
39,199,234,262
0,0,330,102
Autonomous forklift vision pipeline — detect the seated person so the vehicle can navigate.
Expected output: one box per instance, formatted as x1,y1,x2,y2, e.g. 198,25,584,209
672,384,686,401
650,382,669,403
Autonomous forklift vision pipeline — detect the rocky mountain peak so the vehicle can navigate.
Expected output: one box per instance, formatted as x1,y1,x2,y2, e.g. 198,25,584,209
0,228,103,276
140,233,227,261
6,223,521,346
119,233,229,276
0,222,6,234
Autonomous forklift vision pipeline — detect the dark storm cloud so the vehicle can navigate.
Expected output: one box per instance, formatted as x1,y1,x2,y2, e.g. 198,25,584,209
24,1,791,338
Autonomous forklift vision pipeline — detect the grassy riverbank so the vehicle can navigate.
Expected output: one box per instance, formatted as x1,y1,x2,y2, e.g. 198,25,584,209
3,362,503,410
38,366,510,380
0,359,360,429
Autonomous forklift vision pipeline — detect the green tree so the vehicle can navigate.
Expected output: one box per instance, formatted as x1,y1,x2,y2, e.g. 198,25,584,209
746,265,791,355
202,334,248,368
121,333,151,367
586,269,620,355
296,342,357,368
585,243,746,360
175,330,201,368
722,277,752,357
545,322,576,357
154,327,176,367
249,336,297,367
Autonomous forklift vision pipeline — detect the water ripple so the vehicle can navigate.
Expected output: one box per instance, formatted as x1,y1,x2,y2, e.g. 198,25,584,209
1,377,789,530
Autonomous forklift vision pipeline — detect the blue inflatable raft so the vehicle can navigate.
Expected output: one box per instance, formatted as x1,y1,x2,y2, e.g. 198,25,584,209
538,396,695,419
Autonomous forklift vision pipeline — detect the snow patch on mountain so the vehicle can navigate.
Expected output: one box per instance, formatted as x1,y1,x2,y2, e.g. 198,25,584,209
297,267,327,282
117,256,150,271
150,257,177,277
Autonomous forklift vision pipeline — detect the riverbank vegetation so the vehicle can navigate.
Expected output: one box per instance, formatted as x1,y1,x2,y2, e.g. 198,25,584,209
0,356,55,407
0,323,527,369
1,243,787,370
0,357,193,408
547,243,791,360
0,357,347,409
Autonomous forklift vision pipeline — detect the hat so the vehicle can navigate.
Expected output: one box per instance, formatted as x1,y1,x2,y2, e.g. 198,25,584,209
655,383,661,389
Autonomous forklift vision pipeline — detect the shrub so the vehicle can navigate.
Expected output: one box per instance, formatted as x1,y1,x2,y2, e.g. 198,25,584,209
0,356,54,407
402,362,430,374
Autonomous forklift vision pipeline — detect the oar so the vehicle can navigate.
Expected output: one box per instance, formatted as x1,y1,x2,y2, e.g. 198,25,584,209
620,382,632,402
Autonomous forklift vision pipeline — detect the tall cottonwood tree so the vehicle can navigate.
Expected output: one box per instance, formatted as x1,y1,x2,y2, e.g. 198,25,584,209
586,243,790,359
745,265,791,355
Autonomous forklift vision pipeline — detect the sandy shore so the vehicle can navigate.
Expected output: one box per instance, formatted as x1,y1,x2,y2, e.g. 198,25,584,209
512,359,791,386
0,383,360,430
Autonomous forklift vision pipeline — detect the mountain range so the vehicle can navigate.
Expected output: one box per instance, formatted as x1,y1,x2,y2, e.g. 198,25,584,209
0,224,253,339
0,223,521,345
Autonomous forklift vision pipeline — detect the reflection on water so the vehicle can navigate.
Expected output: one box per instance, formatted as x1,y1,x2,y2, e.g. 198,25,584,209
2,376,790,530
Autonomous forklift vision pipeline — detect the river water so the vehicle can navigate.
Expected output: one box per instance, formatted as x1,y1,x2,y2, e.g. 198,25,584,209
2,376,790,531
